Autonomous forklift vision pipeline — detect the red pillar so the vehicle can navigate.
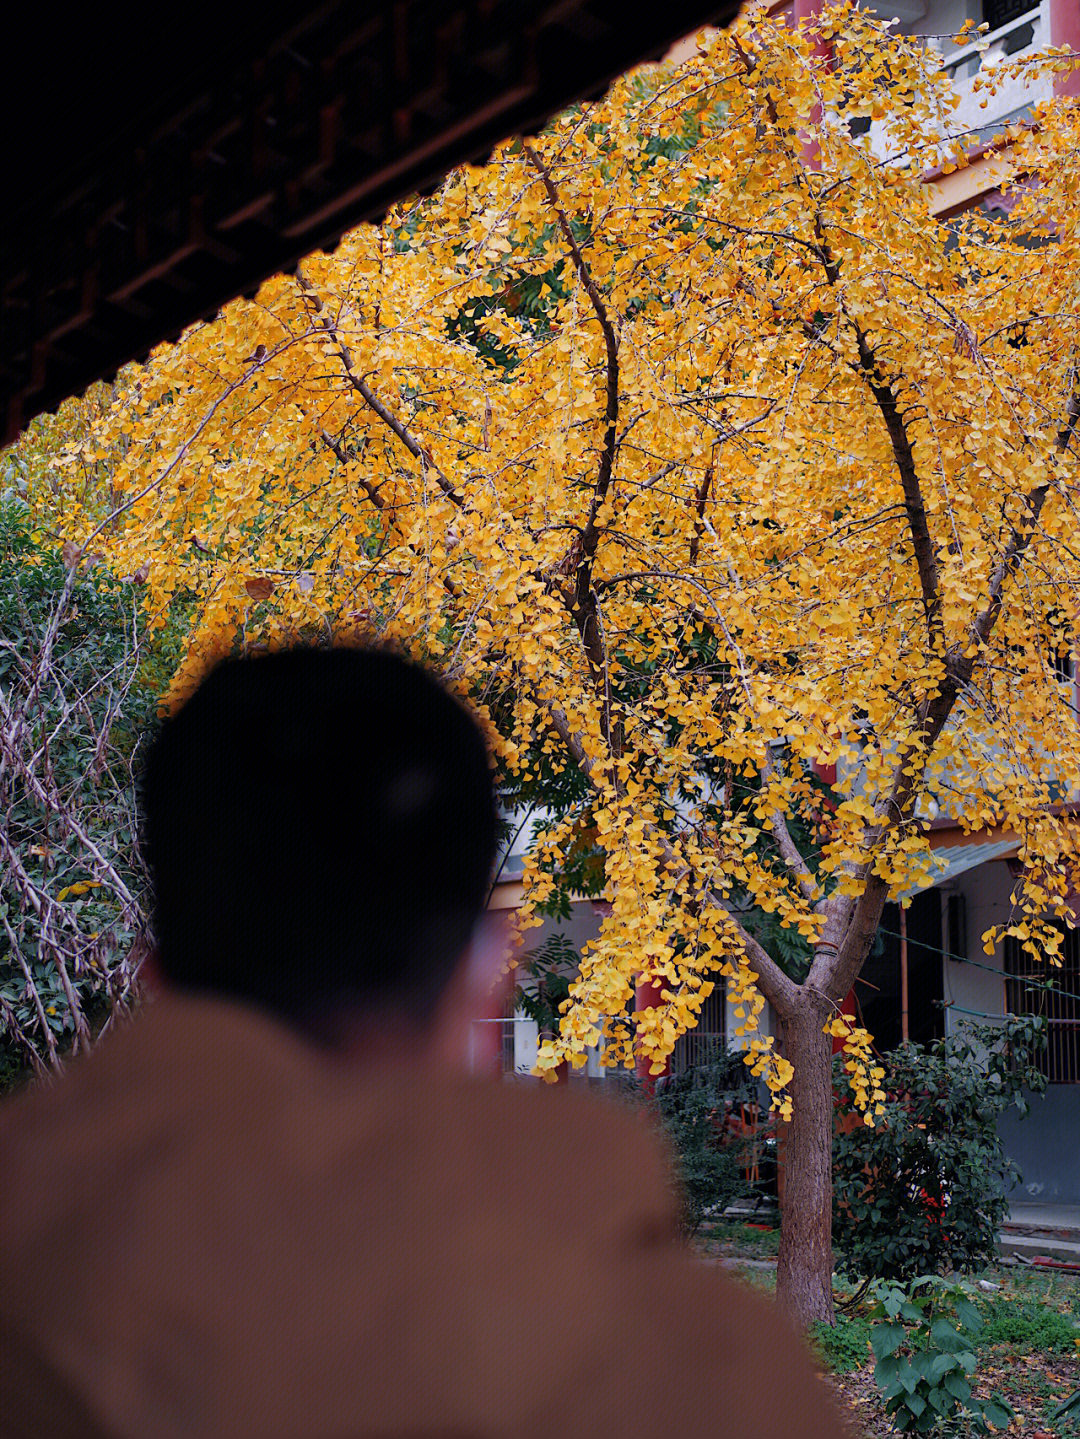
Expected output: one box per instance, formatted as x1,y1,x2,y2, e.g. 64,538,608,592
634,976,670,1095
1050,0,1080,98
791,0,833,170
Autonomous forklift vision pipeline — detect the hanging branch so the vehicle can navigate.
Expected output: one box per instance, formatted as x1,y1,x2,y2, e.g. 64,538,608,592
295,270,465,508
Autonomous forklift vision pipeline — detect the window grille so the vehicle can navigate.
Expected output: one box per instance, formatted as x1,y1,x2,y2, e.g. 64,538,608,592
983,0,1038,30
1005,930,1080,1083
670,981,727,1075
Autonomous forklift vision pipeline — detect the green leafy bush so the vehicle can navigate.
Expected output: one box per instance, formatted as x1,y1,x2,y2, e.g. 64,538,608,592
980,1297,1080,1353
810,1314,873,1374
833,1016,1048,1282
653,1054,767,1240
615,1050,765,1240
869,1276,1012,1434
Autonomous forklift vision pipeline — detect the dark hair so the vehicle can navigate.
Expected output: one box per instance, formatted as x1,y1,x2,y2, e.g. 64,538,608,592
140,646,498,1032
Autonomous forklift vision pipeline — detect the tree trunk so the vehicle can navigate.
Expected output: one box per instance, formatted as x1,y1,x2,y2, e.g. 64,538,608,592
776,1004,835,1328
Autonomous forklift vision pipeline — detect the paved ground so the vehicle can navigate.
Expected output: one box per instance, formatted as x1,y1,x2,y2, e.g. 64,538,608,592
1001,1202,1080,1264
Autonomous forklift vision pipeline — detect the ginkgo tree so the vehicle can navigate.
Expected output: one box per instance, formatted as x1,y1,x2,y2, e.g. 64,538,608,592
51,2,1080,1325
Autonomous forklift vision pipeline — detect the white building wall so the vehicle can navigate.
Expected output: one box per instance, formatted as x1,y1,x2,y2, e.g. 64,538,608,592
940,858,1013,1031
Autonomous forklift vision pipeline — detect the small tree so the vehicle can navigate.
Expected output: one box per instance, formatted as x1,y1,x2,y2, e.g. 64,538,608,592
832,1016,1048,1283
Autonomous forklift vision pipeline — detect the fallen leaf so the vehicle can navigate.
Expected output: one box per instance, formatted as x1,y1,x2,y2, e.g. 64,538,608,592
245,577,275,601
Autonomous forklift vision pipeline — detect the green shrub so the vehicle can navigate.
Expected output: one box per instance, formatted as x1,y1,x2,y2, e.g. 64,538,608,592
653,1054,766,1240
810,1314,873,1374
616,1050,766,1240
981,1298,1080,1353
833,1016,1048,1283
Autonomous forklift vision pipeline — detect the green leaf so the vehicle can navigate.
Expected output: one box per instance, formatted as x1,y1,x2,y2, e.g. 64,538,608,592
928,1352,956,1382
930,1316,960,1346
943,1374,971,1403
870,1322,906,1360
1052,1387,1080,1420
980,1396,1013,1430
897,1360,920,1396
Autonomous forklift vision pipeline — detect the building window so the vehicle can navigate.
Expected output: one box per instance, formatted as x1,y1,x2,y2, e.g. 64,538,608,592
670,981,727,1074
1005,930,1080,1083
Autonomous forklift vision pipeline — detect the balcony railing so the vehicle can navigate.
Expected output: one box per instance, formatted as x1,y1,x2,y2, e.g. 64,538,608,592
937,7,1043,84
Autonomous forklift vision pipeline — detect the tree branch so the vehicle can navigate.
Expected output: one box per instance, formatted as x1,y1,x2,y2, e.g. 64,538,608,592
688,464,713,568
968,389,1080,652
761,745,822,909
295,271,464,508
849,320,944,645
823,390,1080,1002
523,143,619,641
319,429,386,511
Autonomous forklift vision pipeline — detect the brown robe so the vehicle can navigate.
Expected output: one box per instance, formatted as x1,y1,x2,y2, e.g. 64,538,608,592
0,993,848,1438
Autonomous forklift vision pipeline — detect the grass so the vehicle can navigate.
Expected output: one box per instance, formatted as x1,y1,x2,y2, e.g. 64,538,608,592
689,1231,1080,1432
979,1294,1080,1353
696,1219,781,1257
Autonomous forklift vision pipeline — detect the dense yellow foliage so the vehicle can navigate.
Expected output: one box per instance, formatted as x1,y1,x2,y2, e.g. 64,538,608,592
42,3,1080,1115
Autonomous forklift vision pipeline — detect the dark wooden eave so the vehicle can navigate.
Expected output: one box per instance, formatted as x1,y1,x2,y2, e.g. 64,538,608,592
2,0,738,445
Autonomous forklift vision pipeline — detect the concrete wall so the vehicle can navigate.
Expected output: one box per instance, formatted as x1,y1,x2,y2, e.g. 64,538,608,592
999,1088,1080,1204
940,858,1012,1032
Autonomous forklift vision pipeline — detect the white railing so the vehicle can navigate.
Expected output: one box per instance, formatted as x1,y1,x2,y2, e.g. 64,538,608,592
937,7,1043,84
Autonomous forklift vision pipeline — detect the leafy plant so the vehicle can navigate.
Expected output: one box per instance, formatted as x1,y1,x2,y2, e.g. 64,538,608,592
833,1016,1048,1282
810,1313,873,1374
615,1050,765,1241
514,930,577,1035
868,1276,1012,1434
980,1297,1080,1353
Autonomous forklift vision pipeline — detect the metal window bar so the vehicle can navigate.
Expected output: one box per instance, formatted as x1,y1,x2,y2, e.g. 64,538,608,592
467,1017,532,1076
670,1031,728,1075
668,980,728,1075
1005,929,1080,1083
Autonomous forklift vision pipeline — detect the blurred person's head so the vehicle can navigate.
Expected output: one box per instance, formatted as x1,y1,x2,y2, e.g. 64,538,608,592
139,645,503,1063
